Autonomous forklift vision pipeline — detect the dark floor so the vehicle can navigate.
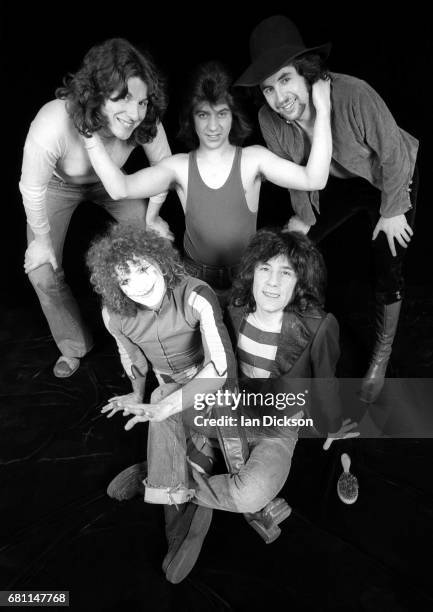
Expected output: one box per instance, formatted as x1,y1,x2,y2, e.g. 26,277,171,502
1,196,433,611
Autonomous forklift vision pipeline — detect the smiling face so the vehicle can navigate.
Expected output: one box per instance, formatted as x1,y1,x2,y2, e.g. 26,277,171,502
101,76,149,140
193,100,233,149
261,65,311,123
116,258,166,309
253,254,298,316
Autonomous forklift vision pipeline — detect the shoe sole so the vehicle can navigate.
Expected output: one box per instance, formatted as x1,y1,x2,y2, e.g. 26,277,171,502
164,506,213,583
107,463,147,500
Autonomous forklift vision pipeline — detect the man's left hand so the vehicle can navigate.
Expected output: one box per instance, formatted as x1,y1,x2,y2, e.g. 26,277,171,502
323,418,359,450
372,214,413,257
122,401,174,430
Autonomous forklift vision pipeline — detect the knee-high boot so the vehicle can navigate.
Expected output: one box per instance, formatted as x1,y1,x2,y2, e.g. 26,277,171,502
359,300,402,403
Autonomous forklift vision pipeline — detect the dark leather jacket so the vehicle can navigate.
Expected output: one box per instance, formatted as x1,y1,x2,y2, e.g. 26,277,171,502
227,304,343,435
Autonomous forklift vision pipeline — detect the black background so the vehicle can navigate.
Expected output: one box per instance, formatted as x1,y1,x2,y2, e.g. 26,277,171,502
3,3,432,296
2,4,433,610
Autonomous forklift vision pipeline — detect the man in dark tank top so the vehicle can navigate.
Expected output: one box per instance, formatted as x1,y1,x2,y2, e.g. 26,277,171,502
84,61,332,307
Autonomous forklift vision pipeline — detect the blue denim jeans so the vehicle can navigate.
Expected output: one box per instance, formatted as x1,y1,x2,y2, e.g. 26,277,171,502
145,383,297,512
27,176,146,357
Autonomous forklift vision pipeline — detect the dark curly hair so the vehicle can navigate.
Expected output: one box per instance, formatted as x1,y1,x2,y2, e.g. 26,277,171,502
86,224,185,317
56,38,167,146
178,60,252,149
231,228,326,313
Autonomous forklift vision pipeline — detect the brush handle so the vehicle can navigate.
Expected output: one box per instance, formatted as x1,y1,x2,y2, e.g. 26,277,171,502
341,453,351,473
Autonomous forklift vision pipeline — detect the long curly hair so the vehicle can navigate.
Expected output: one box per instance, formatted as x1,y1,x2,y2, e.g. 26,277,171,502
178,60,252,149
231,228,326,313
56,38,167,146
87,224,186,317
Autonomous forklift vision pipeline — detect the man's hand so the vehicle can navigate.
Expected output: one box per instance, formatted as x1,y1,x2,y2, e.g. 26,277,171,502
311,77,331,116
146,216,174,241
24,238,58,274
283,215,311,235
323,418,359,450
101,392,143,418
122,402,174,430
372,214,413,257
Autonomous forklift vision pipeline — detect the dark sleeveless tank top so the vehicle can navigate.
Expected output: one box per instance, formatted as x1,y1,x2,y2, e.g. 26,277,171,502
183,147,257,267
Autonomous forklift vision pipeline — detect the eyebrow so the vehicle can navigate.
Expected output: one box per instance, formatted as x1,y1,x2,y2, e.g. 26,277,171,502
261,70,294,91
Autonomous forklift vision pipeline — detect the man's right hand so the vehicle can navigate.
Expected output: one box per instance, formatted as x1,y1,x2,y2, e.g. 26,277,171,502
284,215,311,235
311,78,331,116
146,216,174,241
24,237,58,274
101,392,143,418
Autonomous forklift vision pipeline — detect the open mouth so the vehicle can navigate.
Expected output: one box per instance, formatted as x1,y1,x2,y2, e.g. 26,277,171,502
117,117,135,128
263,290,280,299
280,99,296,113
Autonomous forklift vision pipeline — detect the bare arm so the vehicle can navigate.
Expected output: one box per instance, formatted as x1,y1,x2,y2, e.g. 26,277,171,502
257,79,332,190
142,122,173,238
83,133,177,200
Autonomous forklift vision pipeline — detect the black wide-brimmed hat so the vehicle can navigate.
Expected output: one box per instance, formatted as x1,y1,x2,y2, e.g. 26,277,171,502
235,15,331,87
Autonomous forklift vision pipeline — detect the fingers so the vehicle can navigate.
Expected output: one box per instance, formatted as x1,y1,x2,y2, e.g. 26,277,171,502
345,432,360,439
395,234,409,250
341,419,358,432
123,402,151,417
387,234,397,257
323,438,332,451
125,415,149,431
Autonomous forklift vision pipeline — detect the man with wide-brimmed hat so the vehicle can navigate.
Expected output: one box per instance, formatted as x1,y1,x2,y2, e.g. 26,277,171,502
235,15,419,404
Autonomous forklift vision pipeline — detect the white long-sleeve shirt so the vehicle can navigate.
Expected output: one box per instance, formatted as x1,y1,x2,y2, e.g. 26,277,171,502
19,99,171,235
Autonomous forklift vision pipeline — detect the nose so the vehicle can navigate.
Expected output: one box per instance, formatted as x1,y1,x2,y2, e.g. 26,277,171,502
267,269,279,286
126,100,140,121
275,86,285,105
208,113,219,132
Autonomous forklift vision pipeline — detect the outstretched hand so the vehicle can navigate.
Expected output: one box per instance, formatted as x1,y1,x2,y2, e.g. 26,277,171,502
323,418,360,450
122,402,174,429
101,395,174,429
372,214,413,257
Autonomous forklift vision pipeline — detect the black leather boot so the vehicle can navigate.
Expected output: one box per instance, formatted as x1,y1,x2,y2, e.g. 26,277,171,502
359,300,402,403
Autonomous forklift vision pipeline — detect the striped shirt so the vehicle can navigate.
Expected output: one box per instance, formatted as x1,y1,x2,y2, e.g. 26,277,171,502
237,314,281,379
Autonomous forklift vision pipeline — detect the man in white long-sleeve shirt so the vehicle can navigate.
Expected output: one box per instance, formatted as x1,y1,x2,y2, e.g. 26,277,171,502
19,38,171,377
